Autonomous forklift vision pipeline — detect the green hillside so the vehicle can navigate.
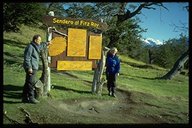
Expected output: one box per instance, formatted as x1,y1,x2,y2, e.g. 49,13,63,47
3,25,189,124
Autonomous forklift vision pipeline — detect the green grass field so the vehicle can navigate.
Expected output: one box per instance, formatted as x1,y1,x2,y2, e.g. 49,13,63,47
3,25,189,124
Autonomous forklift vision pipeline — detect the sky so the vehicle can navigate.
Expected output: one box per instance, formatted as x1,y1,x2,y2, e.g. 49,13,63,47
134,2,189,43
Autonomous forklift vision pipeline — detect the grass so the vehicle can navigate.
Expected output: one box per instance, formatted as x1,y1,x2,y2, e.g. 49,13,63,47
3,25,189,124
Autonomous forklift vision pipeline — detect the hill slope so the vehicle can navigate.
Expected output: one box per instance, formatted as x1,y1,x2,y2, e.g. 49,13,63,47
3,25,189,124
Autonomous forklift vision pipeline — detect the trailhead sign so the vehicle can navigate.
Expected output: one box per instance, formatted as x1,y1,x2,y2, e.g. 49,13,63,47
42,15,108,71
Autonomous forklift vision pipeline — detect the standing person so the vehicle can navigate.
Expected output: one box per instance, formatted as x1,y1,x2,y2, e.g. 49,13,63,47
106,47,120,97
22,34,51,104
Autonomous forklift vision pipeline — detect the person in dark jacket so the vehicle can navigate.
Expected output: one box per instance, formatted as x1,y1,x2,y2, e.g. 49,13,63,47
22,34,51,104
106,47,120,97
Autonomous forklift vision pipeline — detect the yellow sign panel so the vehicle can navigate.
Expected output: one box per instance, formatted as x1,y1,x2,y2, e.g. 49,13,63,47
88,35,102,59
48,37,66,56
57,61,92,70
67,28,87,57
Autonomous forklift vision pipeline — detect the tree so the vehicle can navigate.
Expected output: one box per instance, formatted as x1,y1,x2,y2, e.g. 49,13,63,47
107,2,168,48
144,35,188,69
160,49,188,80
65,3,98,19
64,3,152,57
63,2,168,93
45,3,66,17
158,36,189,80
34,46,49,98
3,3,46,32
91,2,168,93
160,4,189,80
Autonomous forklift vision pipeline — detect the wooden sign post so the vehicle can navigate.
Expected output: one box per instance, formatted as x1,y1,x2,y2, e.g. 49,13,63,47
42,13,108,94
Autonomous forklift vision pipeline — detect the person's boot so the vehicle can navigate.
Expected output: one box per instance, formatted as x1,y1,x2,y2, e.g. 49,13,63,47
28,98,40,104
22,97,29,103
111,87,116,98
108,88,112,96
28,87,39,104
112,93,116,98
22,93,29,103
108,91,112,96
22,87,29,103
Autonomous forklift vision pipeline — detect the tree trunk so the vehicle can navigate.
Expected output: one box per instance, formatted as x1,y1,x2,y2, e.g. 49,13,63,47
160,49,189,80
34,11,53,99
92,47,109,95
148,49,154,64
34,47,49,99
107,32,119,48
40,47,49,96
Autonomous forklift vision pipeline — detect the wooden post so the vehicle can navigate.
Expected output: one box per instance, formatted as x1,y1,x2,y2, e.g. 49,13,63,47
47,11,54,92
40,46,49,96
35,42,49,98
34,12,54,98
95,50,106,95
92,47,109,95
47,27,52,92
92,63,98,93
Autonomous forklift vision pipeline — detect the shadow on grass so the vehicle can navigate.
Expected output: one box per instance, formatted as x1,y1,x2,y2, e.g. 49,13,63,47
82,80,92,85
51,70,79,79
4,51,24,58
4,51,23,65
120,73,159,80
52,85,91,94
4,39,26,49
3,84,23,104
3,100,21,104
4,84,23,91
122,61,155,69
136,76,158,80
51,69,92,86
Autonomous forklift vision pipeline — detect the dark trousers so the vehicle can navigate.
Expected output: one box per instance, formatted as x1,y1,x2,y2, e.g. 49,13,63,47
106,74,117,94
22,69,37,100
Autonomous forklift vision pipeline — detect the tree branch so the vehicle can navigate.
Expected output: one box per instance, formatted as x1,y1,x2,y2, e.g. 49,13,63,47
19,107,37,124
3,112,21,124
118,2,127,15
117,2,168,24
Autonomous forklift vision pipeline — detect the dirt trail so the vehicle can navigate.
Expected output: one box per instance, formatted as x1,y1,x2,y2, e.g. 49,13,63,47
46,88,167,124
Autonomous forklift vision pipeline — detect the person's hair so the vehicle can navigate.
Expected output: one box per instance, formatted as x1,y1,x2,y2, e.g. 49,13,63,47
110,47,118,53
32,34,41,42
